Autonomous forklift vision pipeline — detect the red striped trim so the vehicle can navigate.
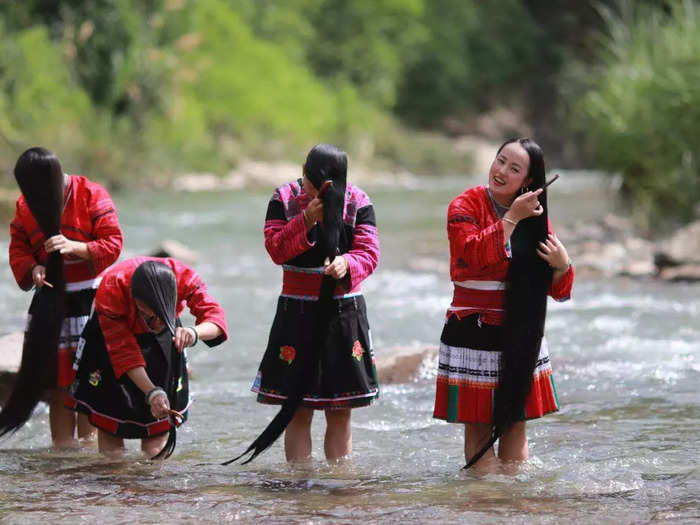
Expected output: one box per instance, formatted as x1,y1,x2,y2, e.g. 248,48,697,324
433,372,558,424
57,348,76,388
452,285,504,310
282,269,348,298
147,419,172,436
90,412,119,434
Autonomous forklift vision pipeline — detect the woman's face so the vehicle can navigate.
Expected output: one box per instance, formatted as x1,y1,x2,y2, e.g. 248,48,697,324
488,141,532,204
134,298,166,333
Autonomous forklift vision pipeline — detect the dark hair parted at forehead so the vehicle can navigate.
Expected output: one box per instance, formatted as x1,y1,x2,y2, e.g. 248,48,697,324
497,138,546,189
304,144,348,264
303,143,347,190
131,261,178,336
14,147,65,233
0,147,67,437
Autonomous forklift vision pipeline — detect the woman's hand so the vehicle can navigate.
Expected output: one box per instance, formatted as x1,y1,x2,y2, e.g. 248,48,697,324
324,255,349,279
173,326,197,353
44,235,90,259
504,188,544,223
304,198,323,229
149,391,170,419
536,233,570,271
31,264,48,288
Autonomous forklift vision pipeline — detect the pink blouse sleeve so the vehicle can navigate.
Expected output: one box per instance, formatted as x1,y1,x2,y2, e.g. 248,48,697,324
263,188,315,265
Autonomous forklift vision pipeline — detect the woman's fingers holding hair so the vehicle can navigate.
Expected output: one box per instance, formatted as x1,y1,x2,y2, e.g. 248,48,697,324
172,326,195,352
536,248,550,262
150,393,170,419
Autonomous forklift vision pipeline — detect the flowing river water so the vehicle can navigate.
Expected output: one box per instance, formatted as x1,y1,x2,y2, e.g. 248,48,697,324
0,173,698,524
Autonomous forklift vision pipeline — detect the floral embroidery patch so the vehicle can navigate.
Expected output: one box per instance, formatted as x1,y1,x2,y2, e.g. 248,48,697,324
88,369,101,387
351,341,364,361
279,345,296,365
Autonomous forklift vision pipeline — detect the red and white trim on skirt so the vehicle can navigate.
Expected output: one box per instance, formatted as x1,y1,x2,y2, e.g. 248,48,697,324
433,339,560,424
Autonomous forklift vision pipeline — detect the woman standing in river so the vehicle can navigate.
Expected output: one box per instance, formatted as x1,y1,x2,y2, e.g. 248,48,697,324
433,138,574,473
234,143,379,465
2,147,123,447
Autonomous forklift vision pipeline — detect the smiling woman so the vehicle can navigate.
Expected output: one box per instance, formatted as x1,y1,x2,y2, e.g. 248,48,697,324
433,138,575,474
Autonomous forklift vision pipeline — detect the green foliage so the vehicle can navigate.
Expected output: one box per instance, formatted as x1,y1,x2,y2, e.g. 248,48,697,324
0,24,93,178
1,0,694,207
233,0,426,110
571,1,700,223
395,0,550,125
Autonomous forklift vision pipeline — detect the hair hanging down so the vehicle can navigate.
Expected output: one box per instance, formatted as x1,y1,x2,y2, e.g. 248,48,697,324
303,143,348,266
225,144,349,465
130,261,179,459
465,138,552,469
0,147,66,437
131,261,178,336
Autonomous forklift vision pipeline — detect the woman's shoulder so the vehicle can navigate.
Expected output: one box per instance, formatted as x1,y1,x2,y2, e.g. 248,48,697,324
71,175,113,200
345,183,372,208
271,179,303,202
449,185,487,210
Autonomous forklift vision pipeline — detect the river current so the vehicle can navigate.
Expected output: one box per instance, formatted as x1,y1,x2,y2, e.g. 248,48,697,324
0,174,698,524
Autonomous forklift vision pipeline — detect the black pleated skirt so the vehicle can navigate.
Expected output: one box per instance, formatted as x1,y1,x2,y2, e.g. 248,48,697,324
252,295,379,409
66,313,189,438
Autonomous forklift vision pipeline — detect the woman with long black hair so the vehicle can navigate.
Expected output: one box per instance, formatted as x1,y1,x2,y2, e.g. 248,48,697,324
3,147,122,447
232,143,379,465
66,257,228,458
433,138,574,473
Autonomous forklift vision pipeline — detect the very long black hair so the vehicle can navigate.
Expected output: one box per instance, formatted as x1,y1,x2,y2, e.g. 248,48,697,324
225,144,348,464
0,147,66,437
131,261,180,459
465,138,552,468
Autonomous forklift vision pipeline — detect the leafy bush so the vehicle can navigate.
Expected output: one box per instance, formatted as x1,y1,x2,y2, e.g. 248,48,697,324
570,1,700,224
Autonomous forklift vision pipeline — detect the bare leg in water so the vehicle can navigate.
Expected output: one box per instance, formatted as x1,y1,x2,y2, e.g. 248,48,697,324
284,407,314,463
284,407,353,463
497,420,528,474
464,422,500,474
49,389,76,448
77,413,97,443
324,408,351,461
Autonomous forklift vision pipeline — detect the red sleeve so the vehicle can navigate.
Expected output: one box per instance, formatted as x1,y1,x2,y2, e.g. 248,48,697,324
342,205,379,291
9,201,37,291
97,311,146,379
85,185,123,274
550,265,574,301
448,198,509,270
175,262,228,346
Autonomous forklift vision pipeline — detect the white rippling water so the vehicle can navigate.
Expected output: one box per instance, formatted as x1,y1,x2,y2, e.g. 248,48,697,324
1,173,698,524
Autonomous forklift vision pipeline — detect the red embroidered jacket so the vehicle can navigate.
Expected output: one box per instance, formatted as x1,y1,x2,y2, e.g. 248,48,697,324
447,185,574,325
9,175,123,289
94,257,229,378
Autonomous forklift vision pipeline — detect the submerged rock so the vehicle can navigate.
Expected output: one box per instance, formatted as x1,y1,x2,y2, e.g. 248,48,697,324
653,220,700,281
656,220,700,265
0,332,23,405
375,345,438,384
0,332,22,373
150,240,199,265
657,264,700,282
